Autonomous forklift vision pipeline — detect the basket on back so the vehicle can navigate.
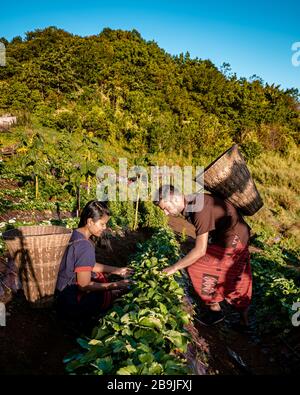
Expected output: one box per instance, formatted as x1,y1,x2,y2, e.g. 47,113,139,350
3,225,72,307
195,144,263,216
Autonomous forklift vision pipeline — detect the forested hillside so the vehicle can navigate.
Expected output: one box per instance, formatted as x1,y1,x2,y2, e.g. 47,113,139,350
0,26,299,159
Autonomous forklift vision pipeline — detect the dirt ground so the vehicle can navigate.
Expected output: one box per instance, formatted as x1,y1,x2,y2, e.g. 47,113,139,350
168,216,300,375
0,213,299,375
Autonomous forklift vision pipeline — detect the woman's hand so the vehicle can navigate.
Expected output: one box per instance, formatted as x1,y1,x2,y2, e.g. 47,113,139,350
162,265,178,276
109,279,133,290
114,267,134,278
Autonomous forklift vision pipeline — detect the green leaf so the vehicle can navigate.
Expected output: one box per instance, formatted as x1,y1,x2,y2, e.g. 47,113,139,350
76,338,91,350
110,322,121,331
138,353,154,364
139,316,163,330
66,359,85,372
158,302,168,315
120,313,130,323
134,328,157,342
148,280,157,288
63,351,83,364
125,343,136,353
138,308,151,317
148,362,163,374
147,288,156,299
179,311,190,325
94,327,111,340
164,359,188,375
122,326,133,336
116,365,138,375
80,347,105,364
164,330,187,349
88,339,102,346
95,357,113,374
145,259,152,268
112,340,126,353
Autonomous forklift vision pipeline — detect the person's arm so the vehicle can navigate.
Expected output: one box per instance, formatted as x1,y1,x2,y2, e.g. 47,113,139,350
163,232,208,276
93,263,133,277
77,271,131,292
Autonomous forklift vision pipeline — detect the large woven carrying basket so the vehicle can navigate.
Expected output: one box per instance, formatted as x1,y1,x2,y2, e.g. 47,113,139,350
195,144,263,216
3,225,72,307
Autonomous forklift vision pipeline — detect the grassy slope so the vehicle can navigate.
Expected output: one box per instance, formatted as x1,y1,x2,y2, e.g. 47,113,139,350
248,147,300,256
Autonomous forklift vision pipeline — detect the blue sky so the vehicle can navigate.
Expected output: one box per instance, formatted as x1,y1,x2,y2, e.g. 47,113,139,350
1,0,299,90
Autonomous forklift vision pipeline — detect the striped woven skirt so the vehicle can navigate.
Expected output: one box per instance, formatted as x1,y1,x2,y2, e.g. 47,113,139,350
187,236,252,311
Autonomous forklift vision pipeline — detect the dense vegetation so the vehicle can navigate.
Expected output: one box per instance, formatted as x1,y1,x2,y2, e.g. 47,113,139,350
1,27,299,156
0,27,299,360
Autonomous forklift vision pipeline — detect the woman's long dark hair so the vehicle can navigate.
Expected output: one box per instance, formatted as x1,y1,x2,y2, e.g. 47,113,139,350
78,200,110,228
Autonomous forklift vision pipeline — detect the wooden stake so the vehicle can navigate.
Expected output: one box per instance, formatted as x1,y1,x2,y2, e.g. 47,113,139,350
133,176,141,231
35,175,39,199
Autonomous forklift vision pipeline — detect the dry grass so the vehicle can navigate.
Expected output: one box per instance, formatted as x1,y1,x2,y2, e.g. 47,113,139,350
248,148,300,253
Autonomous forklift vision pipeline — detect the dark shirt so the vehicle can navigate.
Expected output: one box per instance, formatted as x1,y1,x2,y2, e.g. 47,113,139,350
56,229,96,292
182,193,251,248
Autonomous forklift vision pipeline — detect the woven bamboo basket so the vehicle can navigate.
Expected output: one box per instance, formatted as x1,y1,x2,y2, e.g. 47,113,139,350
195,144,263,216
3,226,72,307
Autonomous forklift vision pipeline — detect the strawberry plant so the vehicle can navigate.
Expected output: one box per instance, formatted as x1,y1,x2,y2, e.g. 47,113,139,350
64,227,193,375
251,243,300,333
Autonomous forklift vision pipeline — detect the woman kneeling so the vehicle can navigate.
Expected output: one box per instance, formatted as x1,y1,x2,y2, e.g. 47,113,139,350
55,200,132,325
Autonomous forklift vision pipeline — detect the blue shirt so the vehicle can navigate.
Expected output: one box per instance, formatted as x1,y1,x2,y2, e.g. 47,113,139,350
56,230,96,292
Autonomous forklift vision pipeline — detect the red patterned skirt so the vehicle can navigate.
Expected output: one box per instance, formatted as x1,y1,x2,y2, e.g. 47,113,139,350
187,236,252,311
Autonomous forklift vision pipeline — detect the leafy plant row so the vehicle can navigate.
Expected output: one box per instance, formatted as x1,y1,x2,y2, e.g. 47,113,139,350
251,242,300,333
65,227,193,375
